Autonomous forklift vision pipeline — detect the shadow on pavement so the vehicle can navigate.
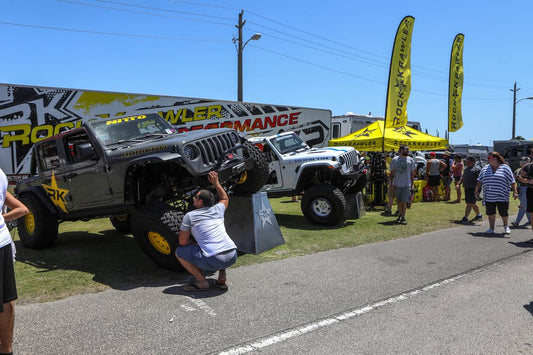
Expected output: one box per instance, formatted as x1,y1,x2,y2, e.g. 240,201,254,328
468,232,507,238
163,280,228,299
508,241,533,249
524,302,533,316
15,229,184,291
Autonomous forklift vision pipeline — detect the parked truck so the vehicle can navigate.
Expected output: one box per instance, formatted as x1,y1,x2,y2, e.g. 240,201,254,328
14,113,268,269
493,140,533,171
0,83,331,184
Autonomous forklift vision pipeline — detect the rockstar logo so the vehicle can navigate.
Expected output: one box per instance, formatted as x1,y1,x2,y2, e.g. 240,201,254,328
255,199,273,227
42,171,70,213
353,127,377,139
393,127,417,138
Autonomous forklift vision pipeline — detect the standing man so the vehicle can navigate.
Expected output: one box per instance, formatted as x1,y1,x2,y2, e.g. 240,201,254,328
441,151,453,201
389,145,416,225
518,155,533,242
1,168,29,355
175,171,237,291
457,156,483,223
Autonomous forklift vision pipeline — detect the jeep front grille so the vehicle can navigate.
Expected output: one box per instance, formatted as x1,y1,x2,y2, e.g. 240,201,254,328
341,150,359,169
194,132,235,165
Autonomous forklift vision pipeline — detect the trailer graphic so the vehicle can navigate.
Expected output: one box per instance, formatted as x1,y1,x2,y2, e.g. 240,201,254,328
0,83,331,183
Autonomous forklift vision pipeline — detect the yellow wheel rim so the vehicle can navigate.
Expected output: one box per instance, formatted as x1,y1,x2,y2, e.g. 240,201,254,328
147,231,171,255
25,213,35,234
236,171,248,184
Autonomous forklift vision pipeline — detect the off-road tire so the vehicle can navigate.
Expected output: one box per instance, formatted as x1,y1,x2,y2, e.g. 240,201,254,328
131,202,184,270
110,215,132,233
17,194,58,249
301,183,346,226
231,141,269,195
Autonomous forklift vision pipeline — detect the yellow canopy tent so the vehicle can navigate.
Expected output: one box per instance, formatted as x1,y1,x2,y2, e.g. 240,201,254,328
328,120,449,152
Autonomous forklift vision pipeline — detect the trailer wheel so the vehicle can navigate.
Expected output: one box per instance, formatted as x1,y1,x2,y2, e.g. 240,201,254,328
110,215,132,233
301,183,346,226
131,202,183,270
17,194,58,249
231,141,269,195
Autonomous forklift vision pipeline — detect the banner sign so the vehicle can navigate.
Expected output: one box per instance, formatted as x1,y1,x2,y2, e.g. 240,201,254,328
384,15,415,129
448,33,465,132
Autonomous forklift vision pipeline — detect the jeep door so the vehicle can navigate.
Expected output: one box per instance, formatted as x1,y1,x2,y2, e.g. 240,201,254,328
59,131,114,209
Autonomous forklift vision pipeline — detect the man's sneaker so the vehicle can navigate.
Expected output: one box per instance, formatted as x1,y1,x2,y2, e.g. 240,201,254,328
400,217,407,225
511,221,519,228
460,216,468,224
504,226,511,234
472,214,483,221
484,228,494,234
525,222,531,226
394,217,402,224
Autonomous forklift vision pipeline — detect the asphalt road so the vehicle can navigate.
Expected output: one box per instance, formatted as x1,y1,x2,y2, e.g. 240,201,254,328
13,218,533,354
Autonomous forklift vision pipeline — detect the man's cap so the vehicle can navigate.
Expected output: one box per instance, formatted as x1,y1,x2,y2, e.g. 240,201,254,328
429,152,436,157
465,156,476,162
443,150,451,156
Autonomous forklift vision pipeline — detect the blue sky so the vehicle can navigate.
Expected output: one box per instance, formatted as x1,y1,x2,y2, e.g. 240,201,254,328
2,0,532,147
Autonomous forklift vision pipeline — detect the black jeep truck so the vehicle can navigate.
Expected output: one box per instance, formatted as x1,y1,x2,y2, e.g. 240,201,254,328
15,113,268,269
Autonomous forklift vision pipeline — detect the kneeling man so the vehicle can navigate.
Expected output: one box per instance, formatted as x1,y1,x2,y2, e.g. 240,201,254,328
175,171,237,291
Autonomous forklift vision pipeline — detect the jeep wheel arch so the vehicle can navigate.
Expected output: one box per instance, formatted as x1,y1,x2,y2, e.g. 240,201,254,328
301,183,346,226
17,193,59,249
130,202,184,270
231,141,269,195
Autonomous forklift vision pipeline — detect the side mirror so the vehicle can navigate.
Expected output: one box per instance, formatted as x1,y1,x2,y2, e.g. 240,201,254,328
77,143,97,160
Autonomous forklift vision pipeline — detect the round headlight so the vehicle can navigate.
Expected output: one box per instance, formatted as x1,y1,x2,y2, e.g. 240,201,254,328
183,144,196,160
339,156,345,165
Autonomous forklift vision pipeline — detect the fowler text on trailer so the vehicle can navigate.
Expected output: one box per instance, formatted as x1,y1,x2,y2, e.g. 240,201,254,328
0,83,331,183
330,114,422,139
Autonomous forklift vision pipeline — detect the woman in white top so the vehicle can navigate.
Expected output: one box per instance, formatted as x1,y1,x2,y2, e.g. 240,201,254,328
0,168,29,354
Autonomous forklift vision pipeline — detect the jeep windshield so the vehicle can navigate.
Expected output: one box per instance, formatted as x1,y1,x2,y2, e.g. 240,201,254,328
270,134,308,154
90,114,175,146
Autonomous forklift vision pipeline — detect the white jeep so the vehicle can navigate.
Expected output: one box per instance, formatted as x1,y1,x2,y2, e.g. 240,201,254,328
248,132,368,226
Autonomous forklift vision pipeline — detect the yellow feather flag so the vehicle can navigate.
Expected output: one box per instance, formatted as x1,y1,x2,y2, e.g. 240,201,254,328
384,16,415,129
448,33,465,132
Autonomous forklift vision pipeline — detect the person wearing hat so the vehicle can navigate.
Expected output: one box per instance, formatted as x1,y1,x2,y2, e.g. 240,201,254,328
441,151,453,201
457,156,483,223
511,157,531,227
426,152,446,201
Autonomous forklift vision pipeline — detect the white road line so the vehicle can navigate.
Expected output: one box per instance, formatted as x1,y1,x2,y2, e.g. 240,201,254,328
219,264,495,355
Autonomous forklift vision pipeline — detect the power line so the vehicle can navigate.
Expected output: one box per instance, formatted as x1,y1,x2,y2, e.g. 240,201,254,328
0,21,226,42
59,0,234,27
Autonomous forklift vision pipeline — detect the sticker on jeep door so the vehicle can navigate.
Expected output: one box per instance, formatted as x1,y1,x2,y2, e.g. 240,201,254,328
41,171,70,213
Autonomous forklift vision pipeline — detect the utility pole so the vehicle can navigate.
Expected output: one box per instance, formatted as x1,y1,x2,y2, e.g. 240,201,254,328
236,10,244,102
511,81,519,139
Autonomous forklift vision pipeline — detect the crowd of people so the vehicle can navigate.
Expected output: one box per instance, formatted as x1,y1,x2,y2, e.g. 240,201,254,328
386,147,533,237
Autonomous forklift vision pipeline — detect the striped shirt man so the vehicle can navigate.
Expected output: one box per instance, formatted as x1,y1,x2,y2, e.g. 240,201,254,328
477,164,515,202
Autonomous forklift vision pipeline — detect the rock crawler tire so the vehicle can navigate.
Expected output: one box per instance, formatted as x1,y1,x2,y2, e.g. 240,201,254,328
131,202,184,270
231,141,269,195
17,193,59,249
301,183,346,226
110,215,132,233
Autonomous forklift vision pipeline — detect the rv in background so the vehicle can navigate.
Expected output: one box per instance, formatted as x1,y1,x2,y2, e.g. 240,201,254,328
493,139,533,171
330,114,422,140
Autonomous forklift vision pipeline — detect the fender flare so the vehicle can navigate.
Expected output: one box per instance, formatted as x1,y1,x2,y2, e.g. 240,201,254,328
17,187,59,215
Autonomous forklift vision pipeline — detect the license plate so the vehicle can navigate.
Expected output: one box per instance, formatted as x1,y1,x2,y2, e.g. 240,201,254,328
232,162,245,174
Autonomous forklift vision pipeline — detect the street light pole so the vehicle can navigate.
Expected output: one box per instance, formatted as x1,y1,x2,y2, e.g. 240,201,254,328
511,81,533,139
235,10,261,101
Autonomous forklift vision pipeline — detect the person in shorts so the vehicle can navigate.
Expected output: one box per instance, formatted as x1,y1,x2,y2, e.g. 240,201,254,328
389,145,416,225
457,156,482,223
475,152,518,235
426,152,446,201
452,155,464,203
0,168,29,354
175,171,237,291
441,151,453,201
511,157,531,227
